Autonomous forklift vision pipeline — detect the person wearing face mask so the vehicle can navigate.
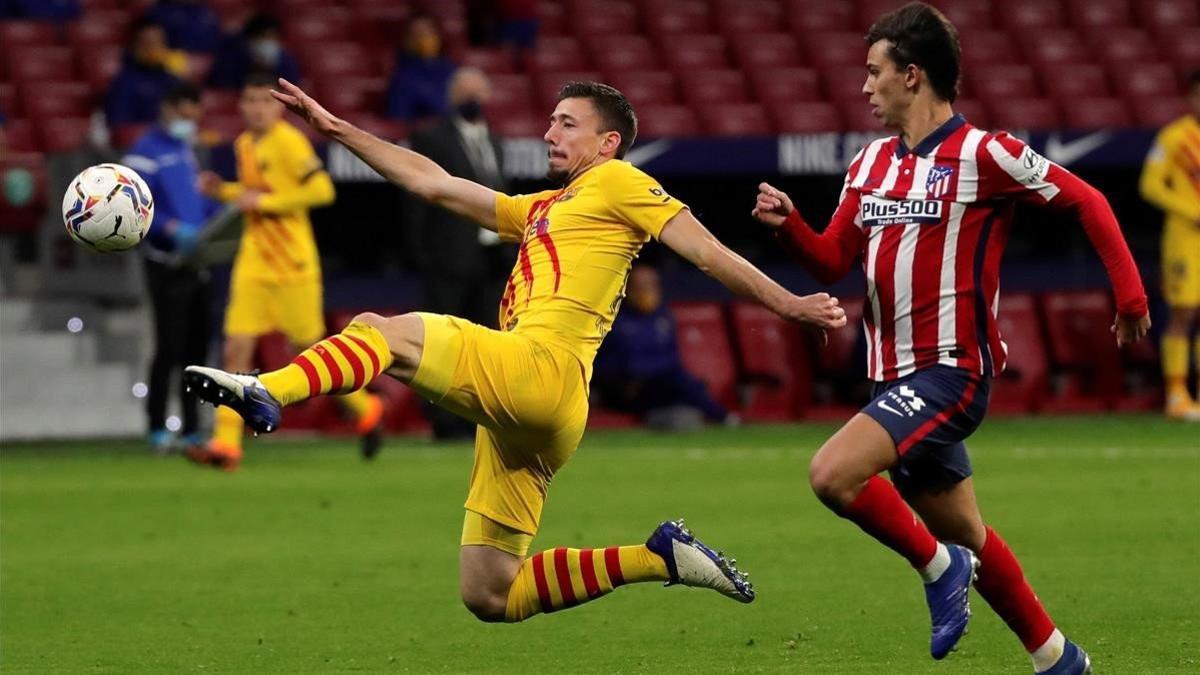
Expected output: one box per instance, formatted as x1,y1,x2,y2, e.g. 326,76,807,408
105,17,188,129
384,13,457,123
207,13,302,91
122,82,218,453
408,68,513,440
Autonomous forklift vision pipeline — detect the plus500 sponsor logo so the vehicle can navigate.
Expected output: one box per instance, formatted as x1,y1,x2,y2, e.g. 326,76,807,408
860,195,943,226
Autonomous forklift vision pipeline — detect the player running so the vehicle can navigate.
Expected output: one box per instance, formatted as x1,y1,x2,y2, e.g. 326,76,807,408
189,73,385,470
1139,69,1200,421
752,4,1147,673
185,79,845,621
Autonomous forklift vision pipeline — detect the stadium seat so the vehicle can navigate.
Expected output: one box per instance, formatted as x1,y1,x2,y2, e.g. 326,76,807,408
958,30,1016,67
201,90,239,116
457,47,517,75
931,0,994,30
1111,62,1181,99
821,65,870,103
586,408,640,429
536,1,568,35
349,115,408,142
489,111,545,138
990,292,1049,414
4,46,77,84
314,77,386,116
486,74,536,116
1130,96,1190,128
607,70,680,106
18,83,94,120
4,120,39,153
729,302,811,421
1138,0,1200,29
0,82,16,117
284,12,352,44
803,32,866,67
1039,64,1110,98
37,116,92,154
350,5,410,46
76,44,122,91
1016,30,1093,67
1157,28,1200,69
1087,29,1160,67
808,295,867,417
731,33,803,70
635,104,701,138
772,101,844,133
970,64,1040,100
1066,0,1133,29
838,99,885,132
787,0,856,32
299,43,374,78
1039,290,1123,412
527,36,590,72
534,70,603,109
670,301,738,411
0,153,47,234
643,0,712,36
568,1,638,35
750,67,822,103
715,0,785,36
67,17,128,50
680,69,750,105
986,97,1060,131
1000,0,1066,29
953,99,991,130
588,36,660,74
700,104,772,136
1060,97,1132,129
855,0,914,30
202,114,246,144
0,21,61,50
661,34,731,71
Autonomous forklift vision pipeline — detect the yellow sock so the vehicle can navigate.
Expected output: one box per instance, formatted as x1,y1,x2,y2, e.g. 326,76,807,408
504,545,668,622
260,321,393,406
1162,335,1190,399
338,389,383,434
212,406,244,455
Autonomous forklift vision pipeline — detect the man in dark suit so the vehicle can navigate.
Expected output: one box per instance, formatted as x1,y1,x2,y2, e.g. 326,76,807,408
409,67,516,439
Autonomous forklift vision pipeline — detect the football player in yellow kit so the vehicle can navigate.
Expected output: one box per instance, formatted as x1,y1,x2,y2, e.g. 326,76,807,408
189,73,384,470
1140,69,1200,421
186,79,845,621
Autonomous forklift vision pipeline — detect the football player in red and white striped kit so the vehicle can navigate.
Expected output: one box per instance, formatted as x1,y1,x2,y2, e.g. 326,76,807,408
753,4,1149,674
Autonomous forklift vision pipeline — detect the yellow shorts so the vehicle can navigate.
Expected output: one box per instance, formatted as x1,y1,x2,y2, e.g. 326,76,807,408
1163,224,1200,308
409,313,588,543
224,276,325,343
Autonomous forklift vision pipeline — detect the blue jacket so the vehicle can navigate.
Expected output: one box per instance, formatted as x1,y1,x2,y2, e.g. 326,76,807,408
385,53,455,121
104,57,181,127
595,305,683,380
147,1,221,53
122,126,216,256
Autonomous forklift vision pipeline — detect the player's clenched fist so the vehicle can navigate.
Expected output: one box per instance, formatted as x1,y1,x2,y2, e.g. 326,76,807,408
751,182,795,228
787,292,847,329
270,78,342,137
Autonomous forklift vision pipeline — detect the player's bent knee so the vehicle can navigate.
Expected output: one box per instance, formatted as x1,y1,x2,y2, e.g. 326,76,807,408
460,587,508,623
808,454,854,509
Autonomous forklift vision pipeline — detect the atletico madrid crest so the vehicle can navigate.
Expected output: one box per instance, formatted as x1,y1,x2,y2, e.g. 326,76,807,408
926,165,955,198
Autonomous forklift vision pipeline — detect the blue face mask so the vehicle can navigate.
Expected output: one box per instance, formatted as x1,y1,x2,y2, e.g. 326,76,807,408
250,40,281,66
166,118,197,142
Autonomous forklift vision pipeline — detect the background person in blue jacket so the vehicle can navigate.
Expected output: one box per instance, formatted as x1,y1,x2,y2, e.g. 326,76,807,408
122,82,217,452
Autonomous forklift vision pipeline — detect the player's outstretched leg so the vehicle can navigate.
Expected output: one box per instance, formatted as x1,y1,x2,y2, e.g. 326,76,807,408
185,317,398,435
498,520,754,623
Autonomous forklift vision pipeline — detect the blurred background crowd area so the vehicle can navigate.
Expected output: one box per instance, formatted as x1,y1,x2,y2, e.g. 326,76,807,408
0,0,1196,439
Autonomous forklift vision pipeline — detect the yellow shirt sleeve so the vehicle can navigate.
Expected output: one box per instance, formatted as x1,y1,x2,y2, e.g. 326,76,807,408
257,128,336,213
494,192,539,242
1140,125,1200,223
600,161,687,239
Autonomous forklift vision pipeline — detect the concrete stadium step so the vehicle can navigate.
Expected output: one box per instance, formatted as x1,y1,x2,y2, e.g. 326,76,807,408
0,296,35,335
0,364,142,440
0,331,100,377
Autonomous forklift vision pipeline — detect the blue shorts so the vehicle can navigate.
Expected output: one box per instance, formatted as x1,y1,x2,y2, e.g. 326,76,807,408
862,365,990,497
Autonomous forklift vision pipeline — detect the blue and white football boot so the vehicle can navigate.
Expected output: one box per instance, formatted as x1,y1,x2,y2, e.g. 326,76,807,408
644,519,755,603
1037,640,1092,675
184,366,281,435
926,543,979,659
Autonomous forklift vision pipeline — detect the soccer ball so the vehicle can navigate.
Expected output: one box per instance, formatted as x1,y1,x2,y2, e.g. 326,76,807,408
62,163,154,253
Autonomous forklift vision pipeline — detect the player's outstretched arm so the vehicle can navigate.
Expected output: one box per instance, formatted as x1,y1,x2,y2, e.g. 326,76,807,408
753,182,865,284
270,78,499,231
659,209,847,331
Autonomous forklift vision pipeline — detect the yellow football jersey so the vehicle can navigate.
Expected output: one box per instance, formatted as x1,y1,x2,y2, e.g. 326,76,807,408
1141,114,1200,232
494,159,687,371
218,120,335,284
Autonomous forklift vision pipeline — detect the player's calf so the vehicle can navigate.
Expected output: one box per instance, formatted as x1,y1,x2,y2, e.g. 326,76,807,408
350,312,424,381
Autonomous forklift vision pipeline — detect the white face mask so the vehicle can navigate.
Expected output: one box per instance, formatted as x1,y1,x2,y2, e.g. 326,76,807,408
250,39,281,66
167,118,197,142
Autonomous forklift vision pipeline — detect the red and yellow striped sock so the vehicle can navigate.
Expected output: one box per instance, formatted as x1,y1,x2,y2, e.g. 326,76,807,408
259,321,393,406
504,545,668,622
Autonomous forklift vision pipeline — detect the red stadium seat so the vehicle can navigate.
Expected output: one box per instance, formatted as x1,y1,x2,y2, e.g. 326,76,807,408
636,104,701,137
67,16,128,49
202,114,245,144
729,302,811,421
989,293,1049,414
699,103,772,136
348,114,408,142
661,34,731,71
970,64,1040,100
1039,64,1110,98
489,110,545,138
284,12,352,44
643,0,712,36
750,67,822,103
958,30,1016,67
1156,29,1200,72
457,47,517,74
772,101,843,133
1016,30,1093,67
4,120,39,153
931,0,994,30
1112,62,1182,99
351,5,410,47
679,69,750,105
314,77,386,116
1000,0,1066,30
0,82,15,116
607,70,680,106
787,1,856,32
1087,29,1160,68
715,0,785,36
527,36,590,72
0,21,61,50
1130,96,1190,128
484,74,536,117
1039,290,1123,412
0,153,47,234
731,33,803,70
1066,0,1133,29
808,296,866,416
535,70,603,108
838,99,885,132
671,302,738,410
588,36,660,74
821,65,870,103
803,31,866,67
77,44,122,91
299,43,374,78
1060,97,1132,129
856,0,913,30
987,97,1060,131
953,99,991,130
4,46,77,84
568,1,638,35
37,116,92,154
201,90,238,115
1138,0,1200,29
18,83,94,119
536,0,567,35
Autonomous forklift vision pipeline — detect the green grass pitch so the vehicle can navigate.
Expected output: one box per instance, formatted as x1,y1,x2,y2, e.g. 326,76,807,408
2,415,1198,673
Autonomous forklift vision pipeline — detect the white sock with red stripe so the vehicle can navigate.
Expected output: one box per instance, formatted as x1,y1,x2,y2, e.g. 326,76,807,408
919,542,952,583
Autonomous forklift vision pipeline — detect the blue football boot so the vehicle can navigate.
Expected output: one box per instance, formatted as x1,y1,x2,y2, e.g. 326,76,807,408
184,366,281,435
645,519,755,603
926,543,979,659
1037,640,1092,675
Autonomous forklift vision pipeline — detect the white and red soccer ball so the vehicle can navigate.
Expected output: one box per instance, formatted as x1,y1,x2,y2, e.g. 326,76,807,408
62,163,154,253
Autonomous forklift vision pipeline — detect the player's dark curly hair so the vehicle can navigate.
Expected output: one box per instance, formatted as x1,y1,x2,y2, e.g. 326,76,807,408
557,82,638,159
163,81,201,106
865,2,961,103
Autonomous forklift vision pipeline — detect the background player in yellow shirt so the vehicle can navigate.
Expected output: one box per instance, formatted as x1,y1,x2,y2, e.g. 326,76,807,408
1140,69,1200,421
186,79,845,622
190,74,384,469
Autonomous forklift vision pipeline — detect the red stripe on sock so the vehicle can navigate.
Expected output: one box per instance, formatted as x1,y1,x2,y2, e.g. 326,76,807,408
897,378,978,455
579,549,601,598
314,342,343,393
553,548,577,608
531,552,554,614
974,527,1057,652
344,334,382,380
603,547,625,587
327,336,366,391
844,475,938,568
294,354,322,397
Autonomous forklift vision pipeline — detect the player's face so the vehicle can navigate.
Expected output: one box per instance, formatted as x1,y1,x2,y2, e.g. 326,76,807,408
240,85,284,133
864,40,911,129
544,98,620,184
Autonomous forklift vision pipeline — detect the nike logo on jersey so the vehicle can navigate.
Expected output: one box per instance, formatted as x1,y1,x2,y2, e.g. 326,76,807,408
860,195,944,227
878,385,927,418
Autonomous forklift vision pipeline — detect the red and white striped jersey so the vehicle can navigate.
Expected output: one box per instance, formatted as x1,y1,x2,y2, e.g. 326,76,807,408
777,114,1147,382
